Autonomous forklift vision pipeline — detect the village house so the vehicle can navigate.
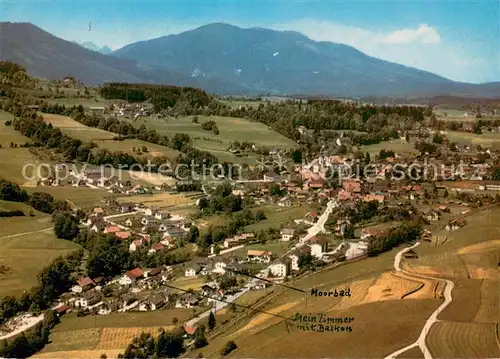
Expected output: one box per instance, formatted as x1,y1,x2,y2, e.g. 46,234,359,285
144,207,159,216
288,246,311,271
141,216,157,226
155,211,170,220
278,196,292,207
363,194,385,204
121,203,135,213
269,259,291,278
125,218,135,227
232,189,246,197
338,189,353,201
224,237,241,248
97,302,119,315
247,250,273,263
360,228,389,241
343,179,361,194
307,177,325,190
309,236,329,258
280,227,295,241
424,210,440,222
104,226,121,234
148,242,166,255
119,268,144,286
115,231,131,240
212,259,228,274
139,295,166,311
74,291,101,308
446,218,467,231
71,277,95,293
185,264,201,277
93,207,105,216
129,239,143,252
176,293,200,308
161,234,176,249
263,171,280,182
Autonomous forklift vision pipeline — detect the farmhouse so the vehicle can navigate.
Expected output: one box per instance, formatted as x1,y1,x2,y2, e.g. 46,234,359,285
176,293,200,308
139,295,166,311
212,259,228,274
129,239,143,252
148,242,166,255
71,277,96,293
119,268,144,285
280,227,295,241
115,231,131,240
75,291,101,308
247,250,273,263
185,264,201,277
104,226,121,234
269,259,291,278
360,228,389,241
309,236,329,258
263,171,280,182
121,203,135,213
288,246,311,271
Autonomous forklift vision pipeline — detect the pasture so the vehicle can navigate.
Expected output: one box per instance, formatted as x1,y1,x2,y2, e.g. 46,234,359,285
42,114,179,160
0,203,80,297
0,111,31,146
40,309,197,355
426,322,500,358
446,130,500,147
124,192,196,209
361,139,418,155
244,204,313,232
126,115,297,163
25,186,110,210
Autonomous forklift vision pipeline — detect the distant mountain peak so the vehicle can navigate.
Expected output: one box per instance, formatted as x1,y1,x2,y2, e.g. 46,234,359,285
76,41,113,54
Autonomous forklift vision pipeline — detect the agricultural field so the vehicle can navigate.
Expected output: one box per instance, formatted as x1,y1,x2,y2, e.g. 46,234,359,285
126,115,297,164
0,202,80,297
426,322,500,358
244,203,314,232
40,309,200,356
0,111,48,185
124,192,197,209
42,113,179,160
399,206,500,358
25,186,110,210
361,139,419,155
446,130,500,146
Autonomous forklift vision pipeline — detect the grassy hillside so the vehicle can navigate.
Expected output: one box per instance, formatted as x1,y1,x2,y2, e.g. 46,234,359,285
126,115,297,164
42,113,180,160
0,201,80,297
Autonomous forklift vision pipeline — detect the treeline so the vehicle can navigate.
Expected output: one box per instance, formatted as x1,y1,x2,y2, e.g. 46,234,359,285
0,209,24,217
99,83,213,112
367,221,422,256
0,250,84,325
0,310,59,359
73,230,193,279
42,104,172,147
119,328,186,359
0,180,69,215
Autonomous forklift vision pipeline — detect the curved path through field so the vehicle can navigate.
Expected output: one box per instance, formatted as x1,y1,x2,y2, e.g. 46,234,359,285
384,242,455,359
0,226,53,239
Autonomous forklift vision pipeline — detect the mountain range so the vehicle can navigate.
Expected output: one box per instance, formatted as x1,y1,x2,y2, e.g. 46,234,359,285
75,41,113,55
1,21,499,98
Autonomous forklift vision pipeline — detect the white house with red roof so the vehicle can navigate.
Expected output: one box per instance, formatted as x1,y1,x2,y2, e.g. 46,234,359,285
119,268,144,285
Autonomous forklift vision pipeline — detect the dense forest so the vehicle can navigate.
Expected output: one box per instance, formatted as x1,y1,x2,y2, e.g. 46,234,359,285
99,83,214,112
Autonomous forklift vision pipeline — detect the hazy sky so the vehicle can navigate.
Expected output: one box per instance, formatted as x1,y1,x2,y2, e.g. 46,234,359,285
2,0,499,83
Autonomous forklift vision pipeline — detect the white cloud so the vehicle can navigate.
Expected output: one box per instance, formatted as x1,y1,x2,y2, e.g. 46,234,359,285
268,19,495,83
380,24,440,44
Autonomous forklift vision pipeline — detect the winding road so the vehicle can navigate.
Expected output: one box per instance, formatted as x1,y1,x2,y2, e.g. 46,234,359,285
384,242,455,359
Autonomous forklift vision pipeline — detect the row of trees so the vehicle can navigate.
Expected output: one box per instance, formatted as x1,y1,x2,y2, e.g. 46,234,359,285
367,221,422,256
0,250,84,325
